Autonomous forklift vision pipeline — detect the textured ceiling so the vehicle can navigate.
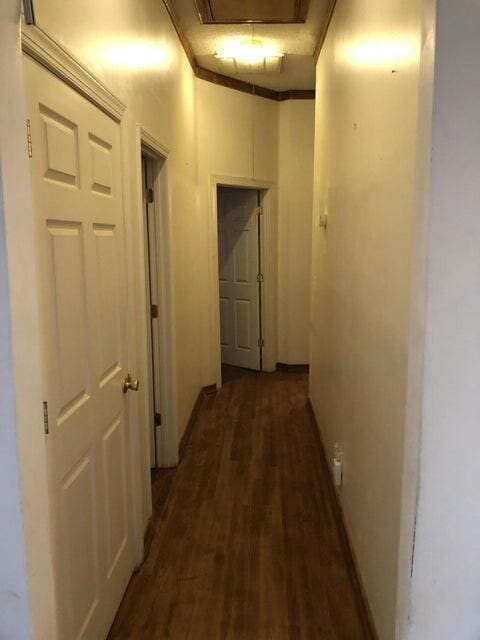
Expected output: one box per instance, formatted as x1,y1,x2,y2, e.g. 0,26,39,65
171,0,332,90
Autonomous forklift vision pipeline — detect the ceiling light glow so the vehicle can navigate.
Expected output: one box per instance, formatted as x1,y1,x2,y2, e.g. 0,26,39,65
344,38,417,67
100,41,169,70
215,38,283,65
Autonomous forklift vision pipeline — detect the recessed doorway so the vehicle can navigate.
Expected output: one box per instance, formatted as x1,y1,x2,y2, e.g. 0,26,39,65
217,186,263,373
139,138,178,471
142,152,162,467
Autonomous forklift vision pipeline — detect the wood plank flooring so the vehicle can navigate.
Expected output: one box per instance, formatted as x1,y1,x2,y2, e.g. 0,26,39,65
108,370,372,639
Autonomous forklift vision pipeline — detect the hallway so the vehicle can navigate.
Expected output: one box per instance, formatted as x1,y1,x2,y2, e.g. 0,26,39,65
108,371,372,639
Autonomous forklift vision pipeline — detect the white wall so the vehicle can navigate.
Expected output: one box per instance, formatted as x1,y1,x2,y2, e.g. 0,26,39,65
277,99,315,364
0,144,32,640
309,1,427,637
407,2,480,637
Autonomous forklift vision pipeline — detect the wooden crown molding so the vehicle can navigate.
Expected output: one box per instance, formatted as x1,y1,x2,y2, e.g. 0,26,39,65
277,90,316,101
163,0,197,69
314,0,337,61
162,0,316,102
195,65,278,101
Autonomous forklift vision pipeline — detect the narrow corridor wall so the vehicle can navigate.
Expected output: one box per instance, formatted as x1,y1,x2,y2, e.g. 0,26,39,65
407,2,480,637
277,99,315,365
0,3,57,636
309,1,427,637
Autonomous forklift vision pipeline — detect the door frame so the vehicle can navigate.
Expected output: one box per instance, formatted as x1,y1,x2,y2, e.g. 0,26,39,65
135,127,178,469
209,175,277,388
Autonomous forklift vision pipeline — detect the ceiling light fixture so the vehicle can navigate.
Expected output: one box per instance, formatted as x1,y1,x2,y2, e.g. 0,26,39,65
215,38,284,74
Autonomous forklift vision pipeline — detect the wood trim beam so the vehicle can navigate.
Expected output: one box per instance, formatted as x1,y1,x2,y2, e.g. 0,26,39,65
278,90,315,101
314,0,337,61
163,0,197,69
195,65,279,101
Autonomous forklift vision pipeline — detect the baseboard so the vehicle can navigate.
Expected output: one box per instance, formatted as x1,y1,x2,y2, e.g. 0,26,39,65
306,399,378,640
275,362,310,373
202,383,217,396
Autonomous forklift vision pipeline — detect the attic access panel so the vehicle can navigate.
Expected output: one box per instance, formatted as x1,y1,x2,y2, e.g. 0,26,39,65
195,0,310,23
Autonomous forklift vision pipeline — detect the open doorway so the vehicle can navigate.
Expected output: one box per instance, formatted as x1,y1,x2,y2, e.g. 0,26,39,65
138,133,178,475
142,153,162,468
217,186,263,382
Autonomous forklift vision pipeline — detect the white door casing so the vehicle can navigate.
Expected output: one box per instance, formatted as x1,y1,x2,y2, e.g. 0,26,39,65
25,56,134,640
218,188,260,370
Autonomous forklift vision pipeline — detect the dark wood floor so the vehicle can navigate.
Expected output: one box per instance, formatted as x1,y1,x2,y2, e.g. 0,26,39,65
108,370,372,639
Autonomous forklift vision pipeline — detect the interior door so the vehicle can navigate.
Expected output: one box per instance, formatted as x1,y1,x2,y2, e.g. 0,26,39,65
142,154,162,468
218,188,261,370
24,56,135,640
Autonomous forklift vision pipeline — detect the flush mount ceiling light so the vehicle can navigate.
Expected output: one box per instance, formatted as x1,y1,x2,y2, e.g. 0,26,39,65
215,38,284,75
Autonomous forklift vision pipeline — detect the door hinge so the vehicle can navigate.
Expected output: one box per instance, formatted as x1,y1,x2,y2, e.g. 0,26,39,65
42,401,49,435
257,273,264,284
154,412,162,427
26,119,33,158
256,206,263,216
151,304,159,319
145,187,154,204
258,338,265,348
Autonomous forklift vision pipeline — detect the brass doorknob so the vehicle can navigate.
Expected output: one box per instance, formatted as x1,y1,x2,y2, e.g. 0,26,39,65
122,374,140,394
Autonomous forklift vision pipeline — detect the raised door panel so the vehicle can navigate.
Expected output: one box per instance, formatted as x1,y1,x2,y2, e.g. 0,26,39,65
47,221,89,418
218,228,228,282
93,224,121,388
59,454,100,640
235,298,251,350
102,417,128,579
233,229,250,283
40,105,80,187
89,133,113,197
219,297,229,346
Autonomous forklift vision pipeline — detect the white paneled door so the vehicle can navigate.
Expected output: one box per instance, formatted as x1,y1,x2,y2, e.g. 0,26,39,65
24,57,134,640
218,188,261,370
